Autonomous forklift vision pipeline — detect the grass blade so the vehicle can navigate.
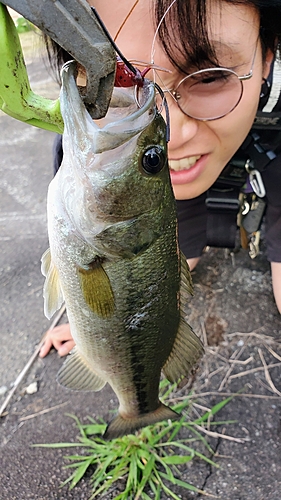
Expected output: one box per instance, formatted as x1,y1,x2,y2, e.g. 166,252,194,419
35,387,233,498
194,396,233,424
68,458,93,489
135,455,155,499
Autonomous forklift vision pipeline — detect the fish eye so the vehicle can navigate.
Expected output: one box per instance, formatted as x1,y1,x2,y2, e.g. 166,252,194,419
141,146,166,174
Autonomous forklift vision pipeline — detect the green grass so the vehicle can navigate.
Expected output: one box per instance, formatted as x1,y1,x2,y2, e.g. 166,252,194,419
15,17,34,33
35,381,233,499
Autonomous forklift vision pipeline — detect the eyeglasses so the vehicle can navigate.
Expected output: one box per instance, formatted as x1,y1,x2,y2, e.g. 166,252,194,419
156,39,259,121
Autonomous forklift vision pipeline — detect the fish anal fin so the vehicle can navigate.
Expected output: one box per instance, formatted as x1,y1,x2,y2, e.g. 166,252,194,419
78,258,115,318
162,251,203,383
180,251,194,297
104,402,178,440
163,314,204,384
41,248,64,320
57,347,106,392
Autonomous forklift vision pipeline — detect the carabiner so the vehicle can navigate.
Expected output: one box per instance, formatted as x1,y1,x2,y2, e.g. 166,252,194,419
245,159,266,198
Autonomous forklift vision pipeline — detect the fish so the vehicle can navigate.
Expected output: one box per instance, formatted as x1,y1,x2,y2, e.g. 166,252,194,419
41,60,204,440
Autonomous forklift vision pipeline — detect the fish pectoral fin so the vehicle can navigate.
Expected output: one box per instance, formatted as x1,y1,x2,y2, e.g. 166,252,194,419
41,248,64,320
41,248,52,277
57,347,106,391
78,259,115,318
162,312,204,384
103,403,178,440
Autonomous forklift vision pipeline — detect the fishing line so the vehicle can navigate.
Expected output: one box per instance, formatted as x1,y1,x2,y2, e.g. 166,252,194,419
113,0,140,41
91,7,137,76
91,6,170,142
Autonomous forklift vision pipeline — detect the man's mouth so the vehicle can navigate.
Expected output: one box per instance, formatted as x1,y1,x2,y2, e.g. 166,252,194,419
169,155,201,172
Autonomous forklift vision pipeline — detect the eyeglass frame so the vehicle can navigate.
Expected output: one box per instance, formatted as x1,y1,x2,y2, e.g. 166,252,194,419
157,37,260,121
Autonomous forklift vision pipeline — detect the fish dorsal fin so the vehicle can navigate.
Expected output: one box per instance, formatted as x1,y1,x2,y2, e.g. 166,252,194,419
162,253,203,383
78,258,115,318
57,347,106,391
41,248,64,320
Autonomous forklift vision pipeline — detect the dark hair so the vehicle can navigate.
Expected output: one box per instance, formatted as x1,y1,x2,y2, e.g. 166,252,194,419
44,0,281,80
43,34,73,84
154,0,281,73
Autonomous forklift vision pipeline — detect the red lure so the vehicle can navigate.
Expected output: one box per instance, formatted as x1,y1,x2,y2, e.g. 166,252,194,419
114,58,151,88
90,8,151,89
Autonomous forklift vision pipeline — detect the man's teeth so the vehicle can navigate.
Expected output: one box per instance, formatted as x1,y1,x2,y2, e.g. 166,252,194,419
169,156,201,172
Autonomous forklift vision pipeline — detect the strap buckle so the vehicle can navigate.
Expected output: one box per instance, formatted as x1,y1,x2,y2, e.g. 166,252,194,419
206,189,241,213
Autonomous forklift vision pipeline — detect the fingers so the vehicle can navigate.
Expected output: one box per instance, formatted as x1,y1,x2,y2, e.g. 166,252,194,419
57,339,76,357
187,256,201,271
39,323,75,358
39,336,54,358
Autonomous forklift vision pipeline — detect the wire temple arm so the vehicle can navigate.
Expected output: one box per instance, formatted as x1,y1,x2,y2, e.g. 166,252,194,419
155,83,170,142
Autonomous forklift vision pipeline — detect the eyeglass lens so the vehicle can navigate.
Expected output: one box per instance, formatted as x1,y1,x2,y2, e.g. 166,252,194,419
155,37,259,120
174,69,244,120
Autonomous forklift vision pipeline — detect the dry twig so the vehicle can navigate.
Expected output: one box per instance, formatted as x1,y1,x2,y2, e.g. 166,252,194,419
226,331,278,343
263,345,281,362
19,401,69,421
0,304,66,417
194,424,247,443
229,362,281,380
258,348,281,397
218,344,247,391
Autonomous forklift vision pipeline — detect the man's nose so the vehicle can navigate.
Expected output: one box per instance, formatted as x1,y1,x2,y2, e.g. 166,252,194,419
165,99,199,151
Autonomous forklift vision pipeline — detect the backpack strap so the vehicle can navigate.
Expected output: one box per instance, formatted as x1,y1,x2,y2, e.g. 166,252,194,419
205,57,281,249
206,152,249,248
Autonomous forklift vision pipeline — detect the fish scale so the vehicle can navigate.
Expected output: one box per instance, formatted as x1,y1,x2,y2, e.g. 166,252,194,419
42,60,203,440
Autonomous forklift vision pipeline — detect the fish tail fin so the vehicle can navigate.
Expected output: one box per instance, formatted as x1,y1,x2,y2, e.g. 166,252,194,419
103,403,178,440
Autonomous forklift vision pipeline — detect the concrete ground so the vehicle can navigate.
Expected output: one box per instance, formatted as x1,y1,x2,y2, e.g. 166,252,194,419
0,29,281,500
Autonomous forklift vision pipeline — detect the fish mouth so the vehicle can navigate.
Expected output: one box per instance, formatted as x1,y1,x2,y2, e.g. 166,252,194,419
60,61,157,155
169,156,201,172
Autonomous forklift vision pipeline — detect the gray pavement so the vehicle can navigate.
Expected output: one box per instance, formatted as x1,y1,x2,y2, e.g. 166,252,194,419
0,33,281,500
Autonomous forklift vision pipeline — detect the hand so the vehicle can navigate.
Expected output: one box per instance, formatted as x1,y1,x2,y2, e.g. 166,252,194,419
187,256,200,271
39,323,75,358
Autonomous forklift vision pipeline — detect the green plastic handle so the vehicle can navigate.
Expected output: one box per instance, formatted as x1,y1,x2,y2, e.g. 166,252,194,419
0,3,63,133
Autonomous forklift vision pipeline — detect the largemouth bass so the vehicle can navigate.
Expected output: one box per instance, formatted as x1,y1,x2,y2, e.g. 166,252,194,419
42,61,203,440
